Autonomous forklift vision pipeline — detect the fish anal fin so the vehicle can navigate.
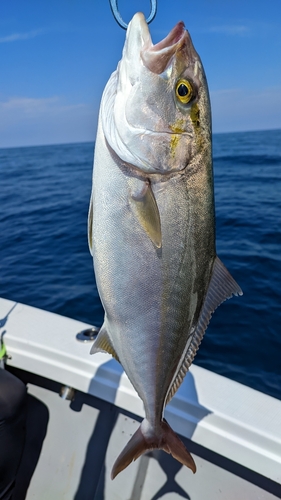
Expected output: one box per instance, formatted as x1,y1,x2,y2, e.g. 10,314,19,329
166,256,243,403
129,178,162,249
90,327,119,362
111,418,195,479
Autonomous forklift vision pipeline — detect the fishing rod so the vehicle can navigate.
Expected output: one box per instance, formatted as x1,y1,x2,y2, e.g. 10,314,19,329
109,0,157,29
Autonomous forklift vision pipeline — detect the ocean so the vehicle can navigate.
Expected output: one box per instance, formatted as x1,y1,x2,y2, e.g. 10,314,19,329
0,129,280,401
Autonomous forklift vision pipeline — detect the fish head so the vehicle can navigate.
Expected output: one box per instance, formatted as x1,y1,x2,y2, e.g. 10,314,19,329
102,12,211,175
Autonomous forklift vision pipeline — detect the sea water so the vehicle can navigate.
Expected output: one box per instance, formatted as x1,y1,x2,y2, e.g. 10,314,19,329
0,129,280,400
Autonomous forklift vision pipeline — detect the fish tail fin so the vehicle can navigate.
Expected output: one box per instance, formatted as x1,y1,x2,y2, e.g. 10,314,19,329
111,418,196,479
111,421,148,480
160,419,196,473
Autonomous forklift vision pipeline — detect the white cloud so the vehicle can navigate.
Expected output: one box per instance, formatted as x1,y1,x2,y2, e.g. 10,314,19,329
209,25,250,36
1,96,85,115
210,86,281,133
0,29,44,43
0,96,97,148
206,20,277,37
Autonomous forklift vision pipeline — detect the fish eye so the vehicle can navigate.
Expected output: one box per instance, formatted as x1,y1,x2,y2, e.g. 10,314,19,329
175,79,193,104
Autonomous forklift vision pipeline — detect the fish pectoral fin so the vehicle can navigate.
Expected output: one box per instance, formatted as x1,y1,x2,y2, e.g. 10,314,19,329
88,193,93,256
129,178,162,249
90,327,119,362
166,256,243,403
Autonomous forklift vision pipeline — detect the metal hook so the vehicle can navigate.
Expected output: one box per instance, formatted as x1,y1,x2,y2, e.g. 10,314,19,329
109,0,157,30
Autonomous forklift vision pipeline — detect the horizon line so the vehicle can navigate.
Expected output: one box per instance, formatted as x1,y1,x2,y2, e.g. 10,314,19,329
0,127,280,151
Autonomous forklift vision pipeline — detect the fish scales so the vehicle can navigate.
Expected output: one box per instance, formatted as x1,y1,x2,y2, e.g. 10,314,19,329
88,12,242,479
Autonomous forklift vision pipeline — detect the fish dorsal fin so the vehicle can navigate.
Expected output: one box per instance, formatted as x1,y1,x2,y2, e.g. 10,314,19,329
90,327,119,362
129,178,162,249
166,256,243,404
88,193,93,256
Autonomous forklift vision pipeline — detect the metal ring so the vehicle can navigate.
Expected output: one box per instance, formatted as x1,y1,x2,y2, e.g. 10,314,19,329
109,0,157,29
76,327,100,342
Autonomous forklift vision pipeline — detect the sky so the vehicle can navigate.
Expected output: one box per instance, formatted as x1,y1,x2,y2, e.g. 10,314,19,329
0,0,280,148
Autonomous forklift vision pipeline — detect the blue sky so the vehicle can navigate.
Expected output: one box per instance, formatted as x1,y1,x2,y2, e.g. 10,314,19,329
0,0,280,147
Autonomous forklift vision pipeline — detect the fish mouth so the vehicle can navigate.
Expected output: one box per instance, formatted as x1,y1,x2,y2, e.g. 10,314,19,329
129,12,188,74
146,20,186,52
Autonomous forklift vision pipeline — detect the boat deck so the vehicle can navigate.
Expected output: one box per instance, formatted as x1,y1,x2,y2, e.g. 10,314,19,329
1,297,281,499
5,366,279,500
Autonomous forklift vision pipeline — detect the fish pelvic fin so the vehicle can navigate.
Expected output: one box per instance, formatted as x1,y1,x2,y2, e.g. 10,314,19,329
90,327,119,362
111,418,196,480
166,256,243,403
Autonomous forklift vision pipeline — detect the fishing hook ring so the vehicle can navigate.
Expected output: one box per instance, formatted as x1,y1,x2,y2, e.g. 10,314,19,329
109,0,157,29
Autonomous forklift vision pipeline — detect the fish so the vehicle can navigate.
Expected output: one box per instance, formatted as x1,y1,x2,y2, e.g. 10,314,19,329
88,12,242,479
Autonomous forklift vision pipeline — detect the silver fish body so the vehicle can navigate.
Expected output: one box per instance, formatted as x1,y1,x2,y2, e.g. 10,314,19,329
88,13,242,478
